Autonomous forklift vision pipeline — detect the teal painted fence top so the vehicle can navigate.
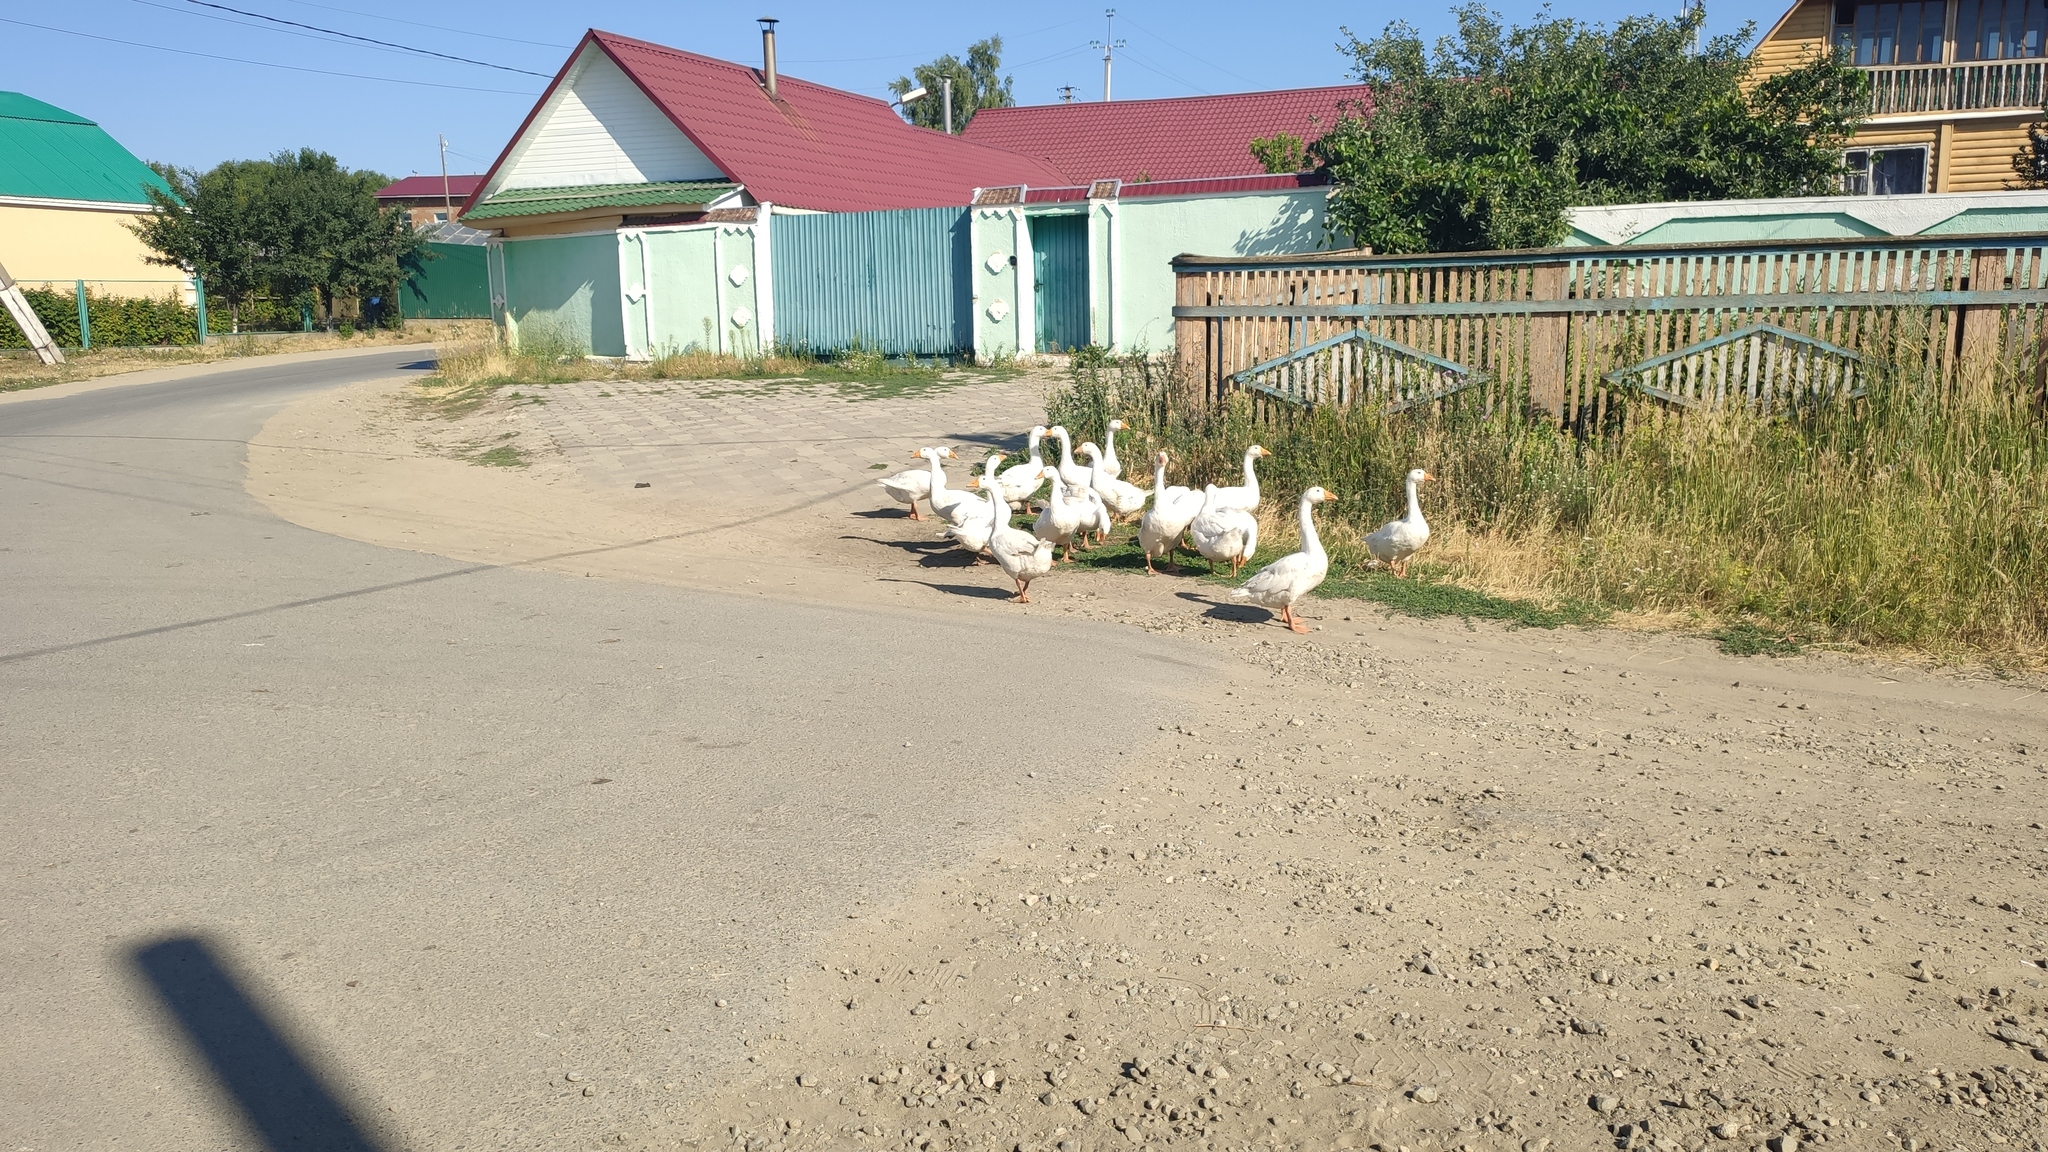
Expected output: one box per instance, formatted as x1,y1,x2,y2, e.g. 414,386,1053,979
1564,189,2048,246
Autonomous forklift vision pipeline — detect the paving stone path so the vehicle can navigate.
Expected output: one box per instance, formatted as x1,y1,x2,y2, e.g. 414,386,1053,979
520,372,1056,512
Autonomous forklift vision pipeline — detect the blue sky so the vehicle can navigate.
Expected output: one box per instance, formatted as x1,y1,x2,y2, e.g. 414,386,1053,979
9,1,1796,180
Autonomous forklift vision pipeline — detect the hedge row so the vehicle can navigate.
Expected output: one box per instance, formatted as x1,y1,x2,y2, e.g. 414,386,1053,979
0,286,202,349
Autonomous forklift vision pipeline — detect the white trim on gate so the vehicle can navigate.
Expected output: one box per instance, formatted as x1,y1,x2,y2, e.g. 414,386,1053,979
1012,208,1035,356
712,228,727,355
753,202,774,352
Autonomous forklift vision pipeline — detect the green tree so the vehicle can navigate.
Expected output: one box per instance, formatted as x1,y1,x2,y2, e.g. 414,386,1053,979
131,160,267,331
889,36,1014,133
131,150,426,330
2013,108,2048,187
1312,4,1870,254
1250,133,1308,174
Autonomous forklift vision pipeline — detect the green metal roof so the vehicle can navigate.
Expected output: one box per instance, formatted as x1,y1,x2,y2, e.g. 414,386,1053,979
0,91,176,206
463,180,737,221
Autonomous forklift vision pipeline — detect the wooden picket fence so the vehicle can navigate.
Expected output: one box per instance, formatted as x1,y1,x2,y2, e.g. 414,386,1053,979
1172,236,2048,428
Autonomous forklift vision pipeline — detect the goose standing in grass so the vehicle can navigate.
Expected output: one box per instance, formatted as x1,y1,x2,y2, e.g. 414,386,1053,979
1082,442,1149,519
1364,467,1433,577
1048,426,1094,491
1232,487,1334,633
989,477,1057,602
1189,487,1259,576
1205,444,1269,512
1138,451,1206,574
1100,418,1128,480
1079,487,1114,547
876,448,939,519
942,477,1007,561
996,427,1050,509
924,447,981,527
1034,470,1089,562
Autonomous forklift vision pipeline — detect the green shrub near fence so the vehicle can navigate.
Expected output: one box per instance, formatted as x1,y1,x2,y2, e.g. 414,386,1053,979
0,286,201,349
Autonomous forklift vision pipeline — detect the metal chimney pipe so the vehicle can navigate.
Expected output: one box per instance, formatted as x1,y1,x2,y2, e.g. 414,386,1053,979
759,17,779,96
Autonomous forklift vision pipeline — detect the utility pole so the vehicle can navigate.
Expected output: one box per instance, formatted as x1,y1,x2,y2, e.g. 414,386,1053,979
438,133,452,222
1092,9,1124,102
942,76,953,134
1058,85,1076,104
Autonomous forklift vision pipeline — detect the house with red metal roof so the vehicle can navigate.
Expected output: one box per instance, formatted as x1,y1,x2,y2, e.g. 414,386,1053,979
376,174,484,228
959,86,1370,185
459,29,1064,237
464,24,1354,360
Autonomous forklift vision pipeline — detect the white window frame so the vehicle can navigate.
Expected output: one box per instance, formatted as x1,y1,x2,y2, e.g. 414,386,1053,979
1842,144,1931,196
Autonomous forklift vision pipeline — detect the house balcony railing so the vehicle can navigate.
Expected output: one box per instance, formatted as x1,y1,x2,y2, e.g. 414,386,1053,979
1863,58,2048,117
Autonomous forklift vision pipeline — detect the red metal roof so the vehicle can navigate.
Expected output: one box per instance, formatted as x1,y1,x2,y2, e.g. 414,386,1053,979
467,31,1066,218
377,174,483,201
960,86,1371,184
1016,172,1329,204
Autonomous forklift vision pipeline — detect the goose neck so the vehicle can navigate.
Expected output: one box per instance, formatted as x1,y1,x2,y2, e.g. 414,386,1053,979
1299,494,1325,558
1404,477,1423,523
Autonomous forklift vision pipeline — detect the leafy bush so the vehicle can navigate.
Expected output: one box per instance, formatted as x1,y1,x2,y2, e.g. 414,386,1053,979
1047,345,2048,658
0,286,201,349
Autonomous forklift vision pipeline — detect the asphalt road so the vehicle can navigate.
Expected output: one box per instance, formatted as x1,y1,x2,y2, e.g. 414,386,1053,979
0,351,1210,1150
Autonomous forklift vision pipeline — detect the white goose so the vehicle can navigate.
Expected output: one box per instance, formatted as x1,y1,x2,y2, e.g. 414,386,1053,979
1364,467,1433,577
995,426,1050,509
1100,418,1128,480
925,447,982,528
1078,486,1113,547
876,449,937,519
1081,442,1149,519
1047,426,1094,491
1189,487,1259,577
989,475,1057,602
943,474,1004,561
1232,487,1334,633
1034,470,1089,562
1137,450,1206,574
1205,444,1269,512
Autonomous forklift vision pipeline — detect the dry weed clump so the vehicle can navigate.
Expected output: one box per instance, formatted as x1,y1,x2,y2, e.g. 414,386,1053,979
1047,347,2048,660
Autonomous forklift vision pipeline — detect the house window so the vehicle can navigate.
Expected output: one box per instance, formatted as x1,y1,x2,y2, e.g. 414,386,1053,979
1954,0,2048,60
1833,2,1948,64
1843,145,1929,194
434,211,449,222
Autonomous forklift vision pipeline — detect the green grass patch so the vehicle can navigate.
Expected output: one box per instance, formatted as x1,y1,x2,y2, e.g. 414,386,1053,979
1045,522,1601,628
467,442,528,468
1711,622,1804,657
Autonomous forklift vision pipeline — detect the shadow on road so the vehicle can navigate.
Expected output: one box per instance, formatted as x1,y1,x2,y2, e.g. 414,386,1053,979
1174,589,1270,625
132,936,388,1152
876,576,1013,600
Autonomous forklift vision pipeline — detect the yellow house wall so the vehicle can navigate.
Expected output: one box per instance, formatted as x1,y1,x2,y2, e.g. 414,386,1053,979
1945,118,2035,190
1751,2,2040,192
1752,0,1831,77
0,204,183,297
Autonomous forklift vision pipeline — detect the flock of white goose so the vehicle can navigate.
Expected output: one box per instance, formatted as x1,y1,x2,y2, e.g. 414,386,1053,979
876,420,1433,634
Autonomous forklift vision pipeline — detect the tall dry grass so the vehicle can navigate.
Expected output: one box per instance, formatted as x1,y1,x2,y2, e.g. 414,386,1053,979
1047,344,2048,659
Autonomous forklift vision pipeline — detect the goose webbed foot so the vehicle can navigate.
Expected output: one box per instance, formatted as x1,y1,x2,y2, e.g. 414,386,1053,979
1283,605,1309,634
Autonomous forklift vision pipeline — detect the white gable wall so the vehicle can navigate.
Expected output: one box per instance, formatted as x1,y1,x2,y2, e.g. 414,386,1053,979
491,45,724,195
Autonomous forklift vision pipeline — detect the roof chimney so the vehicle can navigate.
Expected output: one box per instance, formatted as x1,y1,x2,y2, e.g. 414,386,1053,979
758,18,779,97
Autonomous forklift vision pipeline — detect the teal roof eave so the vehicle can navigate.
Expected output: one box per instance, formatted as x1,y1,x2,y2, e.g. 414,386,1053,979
0,91,178,207
463,180,737,221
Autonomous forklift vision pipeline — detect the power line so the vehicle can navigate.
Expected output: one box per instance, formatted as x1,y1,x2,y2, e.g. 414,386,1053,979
182,0,552,77
271,0,568,49
1,17,542,95
1118,46,1211,96
1115,13,1262,87
131,0,516,71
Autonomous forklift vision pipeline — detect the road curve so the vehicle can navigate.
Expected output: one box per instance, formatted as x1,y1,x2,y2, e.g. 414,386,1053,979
0,352,1207,1150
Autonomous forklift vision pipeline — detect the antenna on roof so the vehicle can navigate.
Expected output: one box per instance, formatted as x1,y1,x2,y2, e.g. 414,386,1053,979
758,17,780,97
1091,9,1125,102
